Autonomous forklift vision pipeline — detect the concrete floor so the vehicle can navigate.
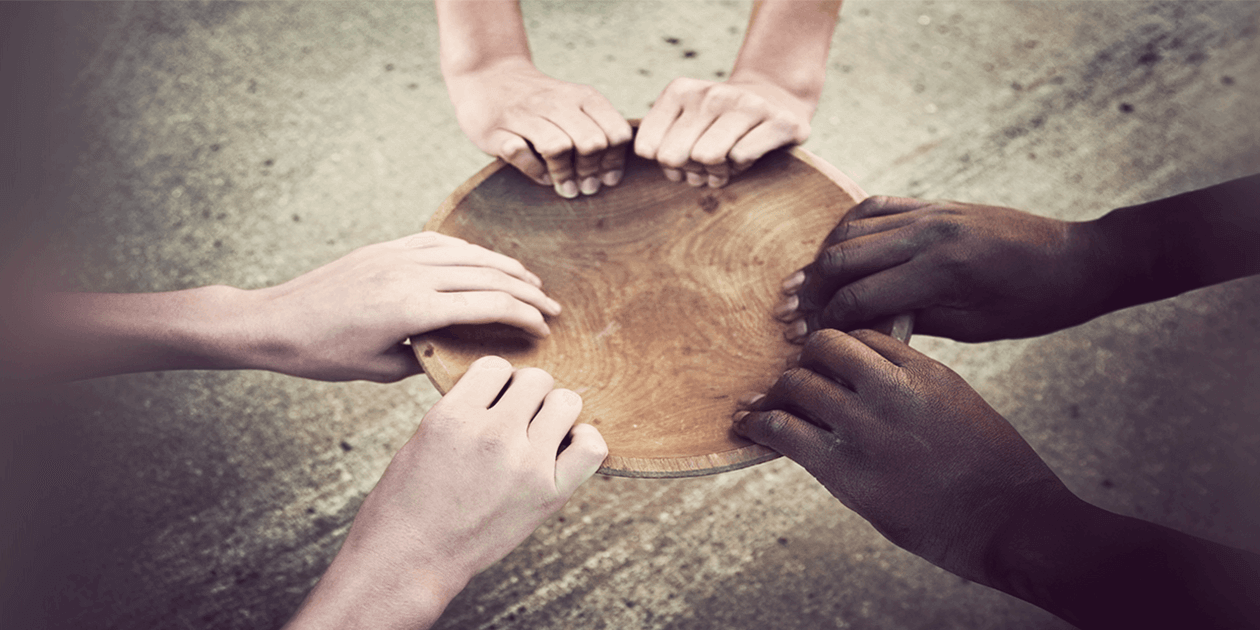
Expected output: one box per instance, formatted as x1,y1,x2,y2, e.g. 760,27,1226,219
2,1,1259,628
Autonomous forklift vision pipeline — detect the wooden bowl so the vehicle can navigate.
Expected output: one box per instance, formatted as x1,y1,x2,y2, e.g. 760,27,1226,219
412,147,912,478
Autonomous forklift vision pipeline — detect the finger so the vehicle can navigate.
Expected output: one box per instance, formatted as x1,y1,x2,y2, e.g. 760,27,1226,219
691,111,761,187
544,109,609,194
493,367,555,425
527,387,582,447
733,409,848,474
846,329,920,367
809,268,931,334
654,108,718,170
760,366,856,428
432,266,560,316
819,212,923,250
842,195,930,223
491,131,551,185
727,118,805,172
582,99,633,187
445,355,515,409
394,232,468,249
599,142,628,187
502,115,579,198
554,422,607,497
703,161,732,188
796,231,920,313
634,88,684,161
430,291,551,338
797,329,898,395
408,240,543,287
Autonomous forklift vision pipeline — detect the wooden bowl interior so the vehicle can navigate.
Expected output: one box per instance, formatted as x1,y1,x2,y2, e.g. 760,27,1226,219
414,149,884,477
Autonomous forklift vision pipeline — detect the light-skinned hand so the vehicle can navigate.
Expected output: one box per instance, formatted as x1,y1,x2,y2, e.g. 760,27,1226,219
247,231,561,382
634,74,813,188
446,58,633,199
284,356,608,629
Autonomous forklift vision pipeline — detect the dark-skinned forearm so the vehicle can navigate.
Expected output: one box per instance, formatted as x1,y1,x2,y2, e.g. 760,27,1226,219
985,494,1260,629
1093,174,1260,313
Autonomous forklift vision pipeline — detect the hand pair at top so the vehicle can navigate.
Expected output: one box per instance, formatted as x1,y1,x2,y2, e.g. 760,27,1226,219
446,64,813,197
437,0,838,198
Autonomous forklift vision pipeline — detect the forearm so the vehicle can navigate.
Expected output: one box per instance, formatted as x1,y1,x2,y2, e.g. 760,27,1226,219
435,0,533,79
284,548,464,630
1092,174,1260,312
730,0,843,111
13,287,266,382
986,494,1260,629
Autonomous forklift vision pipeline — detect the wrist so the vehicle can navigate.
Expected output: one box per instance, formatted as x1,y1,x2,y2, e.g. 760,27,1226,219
285,537,468,630
727,67,822,118
1083,204,1167,313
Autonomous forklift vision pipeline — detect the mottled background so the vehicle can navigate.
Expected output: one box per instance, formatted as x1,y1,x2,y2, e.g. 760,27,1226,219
1,1,1258,628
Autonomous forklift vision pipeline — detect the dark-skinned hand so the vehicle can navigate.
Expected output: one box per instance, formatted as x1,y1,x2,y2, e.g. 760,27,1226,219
776,196,1116,342
733,329,1076,585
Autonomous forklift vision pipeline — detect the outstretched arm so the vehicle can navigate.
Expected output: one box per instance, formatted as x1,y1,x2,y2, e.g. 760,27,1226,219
635,0,842,187
5,232,560,384
735,329,1260,629
284,357,608,629
436,0,632,198
778,174,1260,342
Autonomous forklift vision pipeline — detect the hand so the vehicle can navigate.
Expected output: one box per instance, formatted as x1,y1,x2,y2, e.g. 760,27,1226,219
445,58,633,199
777,196,1113,342
634,75,812,188
733,329,1074,584
249,232,561,382
285,357,608,629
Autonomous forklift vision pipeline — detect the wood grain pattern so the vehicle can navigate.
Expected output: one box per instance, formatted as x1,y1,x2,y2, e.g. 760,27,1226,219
413,147,911,478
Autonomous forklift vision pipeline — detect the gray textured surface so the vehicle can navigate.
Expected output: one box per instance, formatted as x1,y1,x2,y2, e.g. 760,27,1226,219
2,1,1259,628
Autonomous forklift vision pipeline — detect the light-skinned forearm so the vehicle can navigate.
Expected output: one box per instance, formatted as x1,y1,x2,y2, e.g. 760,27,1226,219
729,0,843,113
984,492,1260,629
436,0,533,79
13,287,268,382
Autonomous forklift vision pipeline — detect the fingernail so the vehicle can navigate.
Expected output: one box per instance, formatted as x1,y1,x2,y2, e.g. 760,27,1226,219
685,171,705,187
556,180,579,199
781,271,805,294
785,320,808,342
773,295,799,321
546,297,563,315
541,173,553,186
539,321,552,337
737,392,766,407
732,410,750,424
527,272,543,287
784,352,802,369
708,174,726,188
602,170,623,186
580,176,601,196
664,168,683,182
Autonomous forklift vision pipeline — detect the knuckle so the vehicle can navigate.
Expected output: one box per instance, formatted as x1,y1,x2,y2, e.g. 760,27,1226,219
514,366,555,389
760,410,795,440
819,245,848,275
472,355,513,372
573,134,608,156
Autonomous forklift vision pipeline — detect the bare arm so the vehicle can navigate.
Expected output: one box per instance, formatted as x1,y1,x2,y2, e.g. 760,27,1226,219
4,232,559,384
779,174,1260,341
735,329,1260,629
283,358,608,629
635,0,842,187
